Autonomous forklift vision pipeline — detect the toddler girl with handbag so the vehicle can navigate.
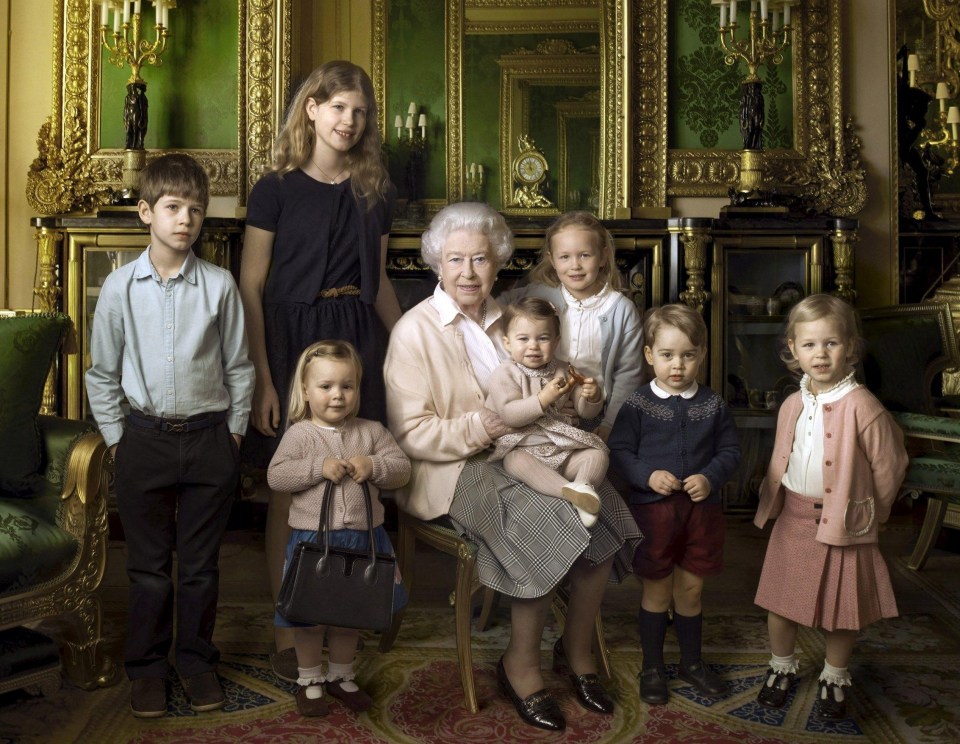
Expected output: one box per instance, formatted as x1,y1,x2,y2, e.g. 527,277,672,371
268,340,410,717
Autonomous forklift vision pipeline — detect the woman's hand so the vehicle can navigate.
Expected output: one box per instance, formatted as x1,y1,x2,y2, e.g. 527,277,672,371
322,457,352,483
348,455,374,483
251,381,281,437
480,407,514,440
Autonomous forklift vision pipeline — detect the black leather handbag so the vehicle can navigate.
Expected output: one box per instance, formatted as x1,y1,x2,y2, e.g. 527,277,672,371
275,480,396,631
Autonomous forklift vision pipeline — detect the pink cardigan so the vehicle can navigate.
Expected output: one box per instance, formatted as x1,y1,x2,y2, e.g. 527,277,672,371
754,386,908,546
384,298,497,520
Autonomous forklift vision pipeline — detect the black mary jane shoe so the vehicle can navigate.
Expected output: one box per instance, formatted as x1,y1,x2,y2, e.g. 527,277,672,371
678,660,727,696
639,666,669,705
813,680,848,720
552,639,615,715
756,669,795,708
496,657,566,731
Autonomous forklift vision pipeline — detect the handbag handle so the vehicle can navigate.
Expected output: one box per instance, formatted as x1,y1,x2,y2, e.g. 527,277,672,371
315,478,380,585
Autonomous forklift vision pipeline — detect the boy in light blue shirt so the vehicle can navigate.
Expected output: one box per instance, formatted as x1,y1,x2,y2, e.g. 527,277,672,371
86,154,254,718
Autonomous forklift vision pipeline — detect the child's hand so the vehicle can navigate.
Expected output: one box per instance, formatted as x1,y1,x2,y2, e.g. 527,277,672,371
594,424,611,443
683,474,711,502
348,455,373,483
648,469,682,496
580,377,601,402
322,457,352,483
539,374,572,407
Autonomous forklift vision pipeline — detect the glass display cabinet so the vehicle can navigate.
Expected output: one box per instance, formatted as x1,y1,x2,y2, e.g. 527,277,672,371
31,214,243,422
671,215,858,511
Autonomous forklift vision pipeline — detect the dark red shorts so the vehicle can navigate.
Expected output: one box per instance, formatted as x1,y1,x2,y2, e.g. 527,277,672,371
629,492,725,579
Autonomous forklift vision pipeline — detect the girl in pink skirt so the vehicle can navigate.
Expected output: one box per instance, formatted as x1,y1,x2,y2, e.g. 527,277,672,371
753,294,908,720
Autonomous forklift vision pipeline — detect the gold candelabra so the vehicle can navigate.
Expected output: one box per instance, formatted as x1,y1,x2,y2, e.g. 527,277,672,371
715,0,799,199
97,1,176,200
466,162,485,202
393,101,428,219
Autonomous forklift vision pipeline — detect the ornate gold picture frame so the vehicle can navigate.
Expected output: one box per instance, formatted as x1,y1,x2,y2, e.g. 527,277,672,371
31,0,290,211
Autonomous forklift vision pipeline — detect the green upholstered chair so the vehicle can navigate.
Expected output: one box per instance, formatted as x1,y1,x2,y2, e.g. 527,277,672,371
379,508,611,713
0,314,116,689
859,302,960,569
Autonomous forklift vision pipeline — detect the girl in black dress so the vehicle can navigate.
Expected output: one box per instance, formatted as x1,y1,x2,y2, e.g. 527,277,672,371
239,60,400,677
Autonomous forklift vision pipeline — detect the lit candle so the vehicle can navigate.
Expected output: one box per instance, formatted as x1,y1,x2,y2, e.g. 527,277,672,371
408,101,417,116
418,113,427,138
783,1,790,26
720,3,728,27
100,1,109,26
938,82,950,113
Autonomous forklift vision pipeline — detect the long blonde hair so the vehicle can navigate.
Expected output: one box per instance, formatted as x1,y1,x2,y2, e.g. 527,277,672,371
528,211,621,290
287,340,364,425
271,61,389,209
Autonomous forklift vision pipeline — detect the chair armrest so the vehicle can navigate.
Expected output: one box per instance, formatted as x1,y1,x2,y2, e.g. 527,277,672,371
37,415,98,488
893,411,960,445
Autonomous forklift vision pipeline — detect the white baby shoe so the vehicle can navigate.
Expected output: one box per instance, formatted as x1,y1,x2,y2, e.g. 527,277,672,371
562,482,602,528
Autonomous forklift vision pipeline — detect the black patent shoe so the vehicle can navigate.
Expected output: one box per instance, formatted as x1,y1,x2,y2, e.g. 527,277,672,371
552,639,615,715
756,669,795,708
813,680,848,720
678,660,727,696
496,657,566,731
639,666,669,705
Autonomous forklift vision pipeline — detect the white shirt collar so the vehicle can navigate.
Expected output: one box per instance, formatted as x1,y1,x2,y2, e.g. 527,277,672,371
799,370,859,404
561,283,612,310
650,379,699,399
430,282,502,331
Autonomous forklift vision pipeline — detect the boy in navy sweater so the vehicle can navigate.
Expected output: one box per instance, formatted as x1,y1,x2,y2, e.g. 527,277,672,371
609,303,740,706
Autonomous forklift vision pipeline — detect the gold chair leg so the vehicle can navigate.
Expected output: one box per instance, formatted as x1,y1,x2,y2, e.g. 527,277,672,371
476,587,499,632
908,495,948,570
379,513,417,653
454,551,480,713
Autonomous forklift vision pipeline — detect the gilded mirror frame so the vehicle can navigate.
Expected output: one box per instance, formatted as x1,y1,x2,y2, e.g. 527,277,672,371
372,0,643,219
498,48,600,215
38,0,290,206
666,0,864,215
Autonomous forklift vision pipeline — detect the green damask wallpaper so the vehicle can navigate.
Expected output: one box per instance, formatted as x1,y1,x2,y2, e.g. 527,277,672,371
99,0,239,150
669,0,793,150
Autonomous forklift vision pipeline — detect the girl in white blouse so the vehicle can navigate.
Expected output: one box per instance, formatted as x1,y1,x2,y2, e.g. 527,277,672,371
500,211,645,440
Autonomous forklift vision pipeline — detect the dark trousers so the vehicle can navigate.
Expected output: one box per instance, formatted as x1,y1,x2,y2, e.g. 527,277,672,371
114,420,239,680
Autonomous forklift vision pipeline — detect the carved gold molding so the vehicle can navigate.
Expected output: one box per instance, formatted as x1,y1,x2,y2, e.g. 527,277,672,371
666,0,865,215
632,0,668,208
37,0,290,207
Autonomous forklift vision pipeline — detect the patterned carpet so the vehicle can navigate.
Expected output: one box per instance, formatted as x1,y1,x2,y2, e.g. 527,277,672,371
1,520,959,743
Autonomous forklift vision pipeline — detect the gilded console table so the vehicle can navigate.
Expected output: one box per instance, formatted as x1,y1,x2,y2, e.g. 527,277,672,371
30,214,243,421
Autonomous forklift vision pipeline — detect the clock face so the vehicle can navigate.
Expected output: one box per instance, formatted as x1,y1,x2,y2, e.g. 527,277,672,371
516,154,546,184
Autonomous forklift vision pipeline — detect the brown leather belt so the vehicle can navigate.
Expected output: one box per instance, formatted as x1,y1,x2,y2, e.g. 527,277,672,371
317,285,361,299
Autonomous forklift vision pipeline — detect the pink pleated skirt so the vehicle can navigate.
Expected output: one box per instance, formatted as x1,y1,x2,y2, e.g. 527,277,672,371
754,490,898,631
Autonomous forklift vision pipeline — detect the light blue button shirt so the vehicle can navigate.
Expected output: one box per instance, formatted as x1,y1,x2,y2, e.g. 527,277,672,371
85,247,254,447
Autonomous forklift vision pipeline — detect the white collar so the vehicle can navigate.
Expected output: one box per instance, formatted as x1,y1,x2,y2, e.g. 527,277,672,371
799,370,859,403
430,283,501,331
650,379,699,399
561,283,611,310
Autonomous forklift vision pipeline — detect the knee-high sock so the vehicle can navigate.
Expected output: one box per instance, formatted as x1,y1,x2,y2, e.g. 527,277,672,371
673,612,703,668
639,608,669,671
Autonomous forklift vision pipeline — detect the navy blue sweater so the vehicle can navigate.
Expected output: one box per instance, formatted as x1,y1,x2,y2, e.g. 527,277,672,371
608,383,741,505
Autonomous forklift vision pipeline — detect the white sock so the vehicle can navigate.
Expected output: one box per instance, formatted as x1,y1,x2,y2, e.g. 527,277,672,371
819,660,852,691
297,664,325,698
768,653,799,677
327,661,359,693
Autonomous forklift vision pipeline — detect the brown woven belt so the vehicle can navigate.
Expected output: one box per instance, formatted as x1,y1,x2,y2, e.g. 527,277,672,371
317,285,361,299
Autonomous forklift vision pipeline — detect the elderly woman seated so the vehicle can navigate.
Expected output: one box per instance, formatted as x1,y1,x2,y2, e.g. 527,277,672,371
384,202,641,732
